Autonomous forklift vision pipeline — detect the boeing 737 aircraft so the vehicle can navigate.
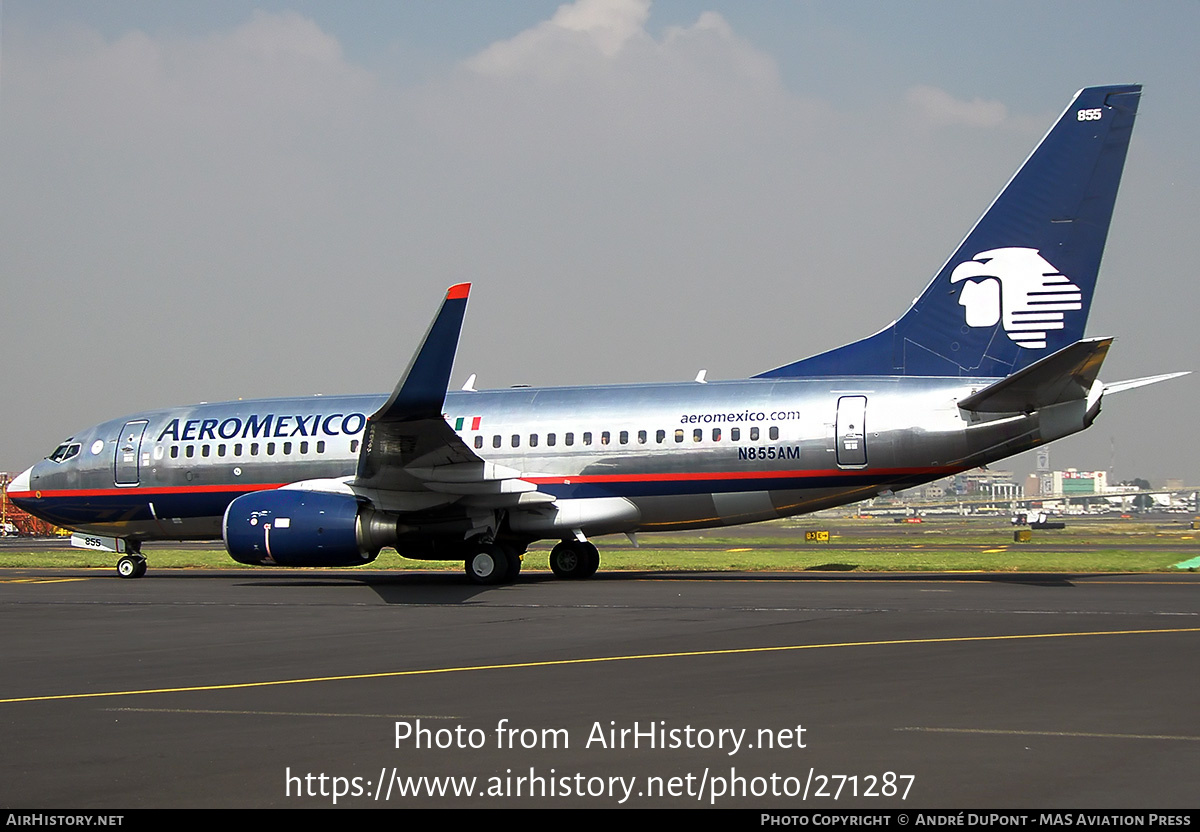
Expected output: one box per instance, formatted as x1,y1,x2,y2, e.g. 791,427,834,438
7,85,1185,583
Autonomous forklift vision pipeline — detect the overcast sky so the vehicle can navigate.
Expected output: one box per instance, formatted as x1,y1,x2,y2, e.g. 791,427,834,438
2,1,1197,485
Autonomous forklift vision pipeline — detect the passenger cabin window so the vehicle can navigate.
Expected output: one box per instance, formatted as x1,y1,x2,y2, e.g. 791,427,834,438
250,442,259,455
283,442,293,455
712,428,721,442
186,446,195,458
600,431,610,445
217,444,226,457
493,435,502,449
583,432,592,445
565,433,574,446
731,428,740,441
619,431,628,445
674,429,684,443
750,427,760,441
638,430,647,444
693,429,702,442
316,440,325,454
769,426,779,440
511,434,520,448
657,430,666,444
529,434,538,448
547,433,556,447
234,443,243,456
267,442,276,455
350,439,360,453
170,446,179,459
475,436,484,450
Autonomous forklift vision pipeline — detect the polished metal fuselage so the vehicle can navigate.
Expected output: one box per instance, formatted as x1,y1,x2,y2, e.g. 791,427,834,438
15,374,1050,545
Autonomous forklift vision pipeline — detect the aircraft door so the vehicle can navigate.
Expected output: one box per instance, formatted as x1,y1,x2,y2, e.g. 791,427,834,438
115,420,149,486
835,396,867,467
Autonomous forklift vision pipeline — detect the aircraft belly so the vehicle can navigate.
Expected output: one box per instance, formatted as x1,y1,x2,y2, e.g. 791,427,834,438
60,516,222,541
712,491,778,525
19,481,263,542
627,495,718,529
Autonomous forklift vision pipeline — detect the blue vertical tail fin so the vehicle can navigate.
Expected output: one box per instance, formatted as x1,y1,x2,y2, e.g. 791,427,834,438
757,84,1141,379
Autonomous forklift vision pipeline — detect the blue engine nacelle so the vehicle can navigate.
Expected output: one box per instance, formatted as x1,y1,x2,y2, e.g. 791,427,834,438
223,489,379,567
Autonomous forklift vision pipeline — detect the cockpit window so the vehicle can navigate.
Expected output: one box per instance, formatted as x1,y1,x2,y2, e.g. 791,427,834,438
48,442,81,463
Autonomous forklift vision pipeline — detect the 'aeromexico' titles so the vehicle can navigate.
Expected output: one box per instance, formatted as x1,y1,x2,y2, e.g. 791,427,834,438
156,412,368,442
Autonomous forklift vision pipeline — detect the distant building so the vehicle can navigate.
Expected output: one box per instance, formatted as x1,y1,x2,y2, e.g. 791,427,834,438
1025,474,1041,497
921,481,949,500
955,469,1022,500
1050,468,1107,496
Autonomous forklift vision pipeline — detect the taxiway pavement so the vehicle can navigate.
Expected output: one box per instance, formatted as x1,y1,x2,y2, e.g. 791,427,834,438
2,568,1196,808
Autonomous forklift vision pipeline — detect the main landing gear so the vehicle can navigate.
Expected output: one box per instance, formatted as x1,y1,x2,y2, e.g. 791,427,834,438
548,540,599,580
465,542,523,586
463,539,601,584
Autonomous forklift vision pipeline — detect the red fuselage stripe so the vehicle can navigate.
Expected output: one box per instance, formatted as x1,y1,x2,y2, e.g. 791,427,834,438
522,466,954,485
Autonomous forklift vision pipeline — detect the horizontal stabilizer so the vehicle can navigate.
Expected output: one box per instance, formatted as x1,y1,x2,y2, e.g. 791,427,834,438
958,337,1112,413
1104,371,1190,395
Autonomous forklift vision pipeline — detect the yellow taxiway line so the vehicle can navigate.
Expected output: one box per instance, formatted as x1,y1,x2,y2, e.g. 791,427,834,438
2,626,1197,705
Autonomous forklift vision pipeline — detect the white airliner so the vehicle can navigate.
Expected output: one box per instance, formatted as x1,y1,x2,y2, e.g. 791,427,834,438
6,85,1185,582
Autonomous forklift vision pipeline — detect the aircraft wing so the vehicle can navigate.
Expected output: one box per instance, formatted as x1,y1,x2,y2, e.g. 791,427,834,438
351,284,552,509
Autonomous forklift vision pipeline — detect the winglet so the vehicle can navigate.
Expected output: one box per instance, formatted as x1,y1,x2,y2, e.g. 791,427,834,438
371,283,471,422
354,284,483,486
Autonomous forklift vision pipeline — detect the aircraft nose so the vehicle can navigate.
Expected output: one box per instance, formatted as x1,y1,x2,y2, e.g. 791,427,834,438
7,465,33,498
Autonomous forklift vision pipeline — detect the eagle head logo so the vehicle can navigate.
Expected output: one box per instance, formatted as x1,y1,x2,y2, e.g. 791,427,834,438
950,247,1082,349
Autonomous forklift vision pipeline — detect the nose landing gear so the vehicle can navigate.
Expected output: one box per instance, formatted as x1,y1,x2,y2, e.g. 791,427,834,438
116,554,147,579
116,540,146,578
